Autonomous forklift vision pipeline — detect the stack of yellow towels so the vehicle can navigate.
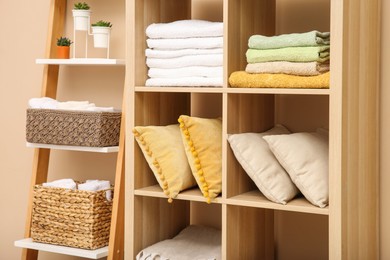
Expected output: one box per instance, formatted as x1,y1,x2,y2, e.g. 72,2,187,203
229,31,330,89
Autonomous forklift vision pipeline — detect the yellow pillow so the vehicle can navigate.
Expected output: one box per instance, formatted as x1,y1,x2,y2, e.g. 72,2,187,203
178,115,222,203
133,124,196,202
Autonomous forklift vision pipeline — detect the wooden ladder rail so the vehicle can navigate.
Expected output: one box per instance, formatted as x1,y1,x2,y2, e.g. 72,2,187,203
21,0,124,259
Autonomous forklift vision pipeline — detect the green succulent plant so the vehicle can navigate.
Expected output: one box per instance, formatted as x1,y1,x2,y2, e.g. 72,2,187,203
56,37,73,46
92,20,113,27
74,2,90,10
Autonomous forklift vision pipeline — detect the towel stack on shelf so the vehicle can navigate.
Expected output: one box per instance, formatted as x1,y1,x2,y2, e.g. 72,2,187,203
145,20,224,87
229,31,331,89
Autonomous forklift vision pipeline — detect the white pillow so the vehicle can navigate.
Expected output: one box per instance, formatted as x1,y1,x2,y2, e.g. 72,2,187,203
263,130,329,208
227,125,299,204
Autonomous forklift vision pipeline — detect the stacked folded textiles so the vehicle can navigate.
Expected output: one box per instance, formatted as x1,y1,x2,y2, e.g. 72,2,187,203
145,20,223,87
229,31,331,89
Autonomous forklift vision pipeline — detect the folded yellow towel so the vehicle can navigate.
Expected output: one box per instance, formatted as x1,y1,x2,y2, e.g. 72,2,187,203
229,71,330,89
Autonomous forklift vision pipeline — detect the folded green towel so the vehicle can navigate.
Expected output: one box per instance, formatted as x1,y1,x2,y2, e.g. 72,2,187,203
246,46,330,63
248,31,330,49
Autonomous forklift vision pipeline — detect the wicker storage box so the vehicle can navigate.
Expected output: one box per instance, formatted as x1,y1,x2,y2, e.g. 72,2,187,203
26,108,121,147
31,184,113,250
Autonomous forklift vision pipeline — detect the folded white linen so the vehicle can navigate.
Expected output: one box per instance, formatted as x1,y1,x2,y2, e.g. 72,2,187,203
146,37,223,50
146,20,223,39
78,180,112,200
146,54,222,69
148,66,223,78
57,101,96,110
43,179,77,190
145,77,223,87
28,98,115,112
28,97,59,109
145,48,223,59
136,225,221,260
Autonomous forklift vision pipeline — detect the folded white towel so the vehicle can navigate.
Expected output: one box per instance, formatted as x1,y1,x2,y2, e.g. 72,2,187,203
28,97,59,109
79,180,112,200
146,77,223,87
43,179,77,190
57,101,95,110
145,48,223,59
28,98,116,112
146,20,223,39
146,37,223,50
148,66,223,78
146,54,223,69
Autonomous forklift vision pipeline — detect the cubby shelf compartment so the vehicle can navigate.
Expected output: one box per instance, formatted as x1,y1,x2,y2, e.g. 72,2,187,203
134,185,223,204
14,238,108,259
227,190,328,215
35,58,125,65
26,142,119,153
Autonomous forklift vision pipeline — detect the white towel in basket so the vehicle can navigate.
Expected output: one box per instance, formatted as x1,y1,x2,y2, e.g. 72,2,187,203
42,179,77,190
79,180,112,200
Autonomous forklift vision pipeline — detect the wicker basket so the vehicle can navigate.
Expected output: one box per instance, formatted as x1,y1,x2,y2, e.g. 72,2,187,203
26,108,121,147
31,184,113,250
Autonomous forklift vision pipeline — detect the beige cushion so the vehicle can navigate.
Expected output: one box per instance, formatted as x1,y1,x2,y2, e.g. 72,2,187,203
227,125,299,204
178,115,222,203
133,124,197,202
263,130,329,208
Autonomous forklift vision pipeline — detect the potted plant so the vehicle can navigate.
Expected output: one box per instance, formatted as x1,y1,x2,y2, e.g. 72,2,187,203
91,20,112,48
72,2,91,31
56,36,72,59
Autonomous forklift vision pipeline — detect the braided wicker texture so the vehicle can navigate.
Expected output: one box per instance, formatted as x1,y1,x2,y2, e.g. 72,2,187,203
26,108,121,147
31,185,113,250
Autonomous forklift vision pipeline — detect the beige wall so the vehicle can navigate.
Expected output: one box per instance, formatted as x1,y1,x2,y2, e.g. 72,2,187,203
0,0,388,259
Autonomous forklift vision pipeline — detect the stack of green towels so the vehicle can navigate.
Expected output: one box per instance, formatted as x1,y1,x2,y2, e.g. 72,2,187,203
229,31,331,89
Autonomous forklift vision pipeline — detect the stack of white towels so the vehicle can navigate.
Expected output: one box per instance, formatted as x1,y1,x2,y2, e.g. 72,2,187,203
145,20,223,87
28,97,115,112
43,179,112,200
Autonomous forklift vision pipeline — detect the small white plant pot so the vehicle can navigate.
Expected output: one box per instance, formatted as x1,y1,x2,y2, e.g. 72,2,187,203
92,26,111,48
72,10,91,31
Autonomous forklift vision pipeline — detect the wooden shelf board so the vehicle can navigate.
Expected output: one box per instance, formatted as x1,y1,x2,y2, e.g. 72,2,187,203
26,142,119,153
135,86,330,95
134,185,223,204
135,86,223,93
227,87,330,95
14,238,108,259
36,58,125,65
227,190,329,215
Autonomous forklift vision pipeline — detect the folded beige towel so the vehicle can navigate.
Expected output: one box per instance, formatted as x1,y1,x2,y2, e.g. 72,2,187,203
229,71,330,89
245,61,329,76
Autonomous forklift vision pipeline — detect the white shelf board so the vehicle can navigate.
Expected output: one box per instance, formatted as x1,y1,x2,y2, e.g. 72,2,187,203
14,238,108,259
134,185,223,204
26,142,119,153
36,58,125,65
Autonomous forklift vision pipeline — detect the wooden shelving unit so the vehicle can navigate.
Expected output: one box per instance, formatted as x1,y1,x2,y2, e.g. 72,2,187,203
126,0,380,259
